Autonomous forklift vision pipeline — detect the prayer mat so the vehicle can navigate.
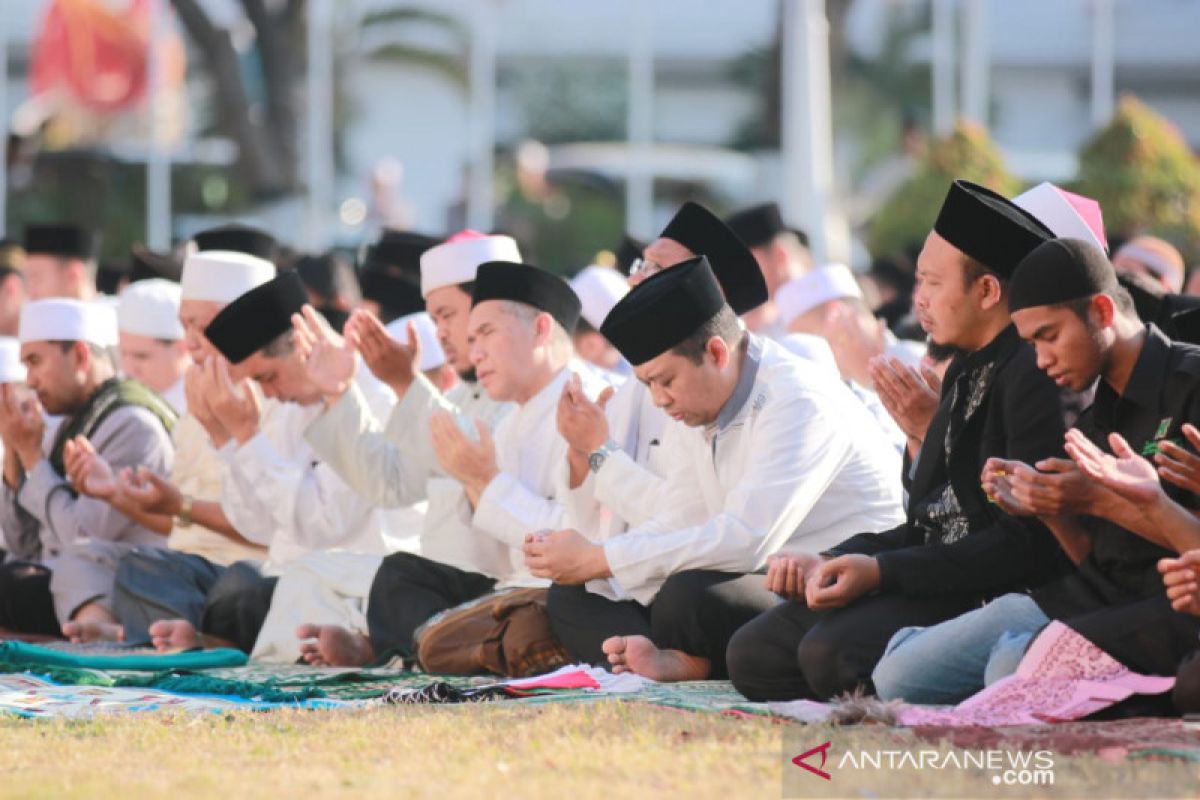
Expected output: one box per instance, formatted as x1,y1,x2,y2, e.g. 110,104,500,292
0,641,247,671
909,718,1200,763
0,673,351,718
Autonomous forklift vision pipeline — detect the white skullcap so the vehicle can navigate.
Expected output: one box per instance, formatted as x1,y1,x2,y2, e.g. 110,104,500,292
19,299,118,347
0,337,26,383
776,264,863,327
386,311,446,371
117,279,184,340
180,250,275,304
420,235,521,298
570,265,629,329
1013,182,1108,255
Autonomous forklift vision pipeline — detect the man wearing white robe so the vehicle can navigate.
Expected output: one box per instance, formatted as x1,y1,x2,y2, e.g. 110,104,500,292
527,256,905,683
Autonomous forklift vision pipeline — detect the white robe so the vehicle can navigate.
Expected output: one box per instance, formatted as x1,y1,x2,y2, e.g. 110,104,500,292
216,375,424,574
471,362,612,587
597,336,907,605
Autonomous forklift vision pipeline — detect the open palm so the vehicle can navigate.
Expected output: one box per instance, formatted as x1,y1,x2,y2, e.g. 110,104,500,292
1065,429,1160,505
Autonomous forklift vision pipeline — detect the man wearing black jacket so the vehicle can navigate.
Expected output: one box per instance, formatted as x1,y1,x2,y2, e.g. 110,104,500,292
725,180,1072,701
871,238,1200,709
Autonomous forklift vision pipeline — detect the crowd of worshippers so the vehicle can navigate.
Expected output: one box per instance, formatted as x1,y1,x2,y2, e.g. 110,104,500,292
1,177,1199,718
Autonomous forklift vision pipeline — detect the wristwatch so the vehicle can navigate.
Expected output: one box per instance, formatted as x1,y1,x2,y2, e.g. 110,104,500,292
176,494,194,528
587,439,620,474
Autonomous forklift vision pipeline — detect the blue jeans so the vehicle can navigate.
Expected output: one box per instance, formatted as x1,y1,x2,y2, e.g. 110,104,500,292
870,592,1051,704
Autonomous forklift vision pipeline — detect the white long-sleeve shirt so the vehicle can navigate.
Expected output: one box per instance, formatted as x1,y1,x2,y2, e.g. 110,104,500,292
217,376,424,574
471,362,612,586
598,335,907,605
305,372,515,579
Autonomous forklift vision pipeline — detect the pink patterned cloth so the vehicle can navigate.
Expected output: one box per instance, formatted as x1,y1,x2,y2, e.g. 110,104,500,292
897,621,1176,727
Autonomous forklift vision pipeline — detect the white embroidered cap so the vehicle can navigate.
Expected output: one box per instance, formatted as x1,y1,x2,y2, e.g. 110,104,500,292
419,235,521,298
776,264,864,327
117,278,184,340
19,299,119,347
180,250,276,304
570,265,630,329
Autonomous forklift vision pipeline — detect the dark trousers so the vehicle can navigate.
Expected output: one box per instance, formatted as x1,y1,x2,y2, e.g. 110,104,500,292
0,562,60,636
726,591,978,701
546,570,779,679
367,552,496,658
200,561,278,653
1064,593,1200,718
1175,650,1200,715
113,547,225,644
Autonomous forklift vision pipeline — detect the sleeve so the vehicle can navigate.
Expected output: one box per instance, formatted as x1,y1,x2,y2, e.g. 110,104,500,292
220,429,379,552
602,394,856,604
872,355,1070,595
824,523,918,557
591,448,671,529
17,407,174,551
304,381,436,509
1,481,42,560
472,464,570,550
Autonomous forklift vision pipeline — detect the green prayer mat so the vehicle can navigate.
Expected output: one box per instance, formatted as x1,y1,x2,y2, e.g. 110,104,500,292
0,641,247,671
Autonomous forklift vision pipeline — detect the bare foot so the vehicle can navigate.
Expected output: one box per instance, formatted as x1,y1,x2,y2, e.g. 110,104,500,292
296,624,375,667
601,635,710,682
148,619,199,652
61,620,125,644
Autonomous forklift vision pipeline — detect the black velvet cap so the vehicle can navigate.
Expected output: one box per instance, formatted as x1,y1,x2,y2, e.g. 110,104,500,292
600,255,726,366
659,202,767,314
471,261,582,333
363,230,441,275
933,180,1053,278
129,244,183,284
24,224,99,260
359,269,425,317
1010,238,1120,313
204,270,308,364
614,235,646,276
193,224,277,260
725,202,785,248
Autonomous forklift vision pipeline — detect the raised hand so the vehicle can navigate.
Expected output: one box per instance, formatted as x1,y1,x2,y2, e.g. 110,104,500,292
1065,429,1162,506
1159,552,1200,617
117,466,184,517
1154,423,1200,496
0,384,45,469
429,411,498,502
868,356,940,443
292,304,358,401
556,373,614,455
64,436,116,499
206,355,261,445
345,309,421,396
184,361,230,448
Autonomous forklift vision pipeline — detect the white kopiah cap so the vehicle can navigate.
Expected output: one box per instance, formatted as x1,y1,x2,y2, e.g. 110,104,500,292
776,264,863,327
419,235,521,298
180,250,276,304
569,265,629,329
117,278,184,340
19,299,119,347
386,311,446,371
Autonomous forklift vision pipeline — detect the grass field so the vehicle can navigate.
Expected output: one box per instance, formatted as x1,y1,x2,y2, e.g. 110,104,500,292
0,703,1197,799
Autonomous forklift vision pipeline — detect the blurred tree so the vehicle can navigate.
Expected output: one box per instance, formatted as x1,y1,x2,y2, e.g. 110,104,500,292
868,121,1019,259
170,1,466,199
1073,94,1200,263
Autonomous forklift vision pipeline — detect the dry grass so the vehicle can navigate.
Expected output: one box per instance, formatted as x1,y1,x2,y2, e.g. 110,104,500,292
0,703,1196,799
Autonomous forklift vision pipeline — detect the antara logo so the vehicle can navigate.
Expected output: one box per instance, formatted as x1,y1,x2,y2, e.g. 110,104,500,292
791,741,833,781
